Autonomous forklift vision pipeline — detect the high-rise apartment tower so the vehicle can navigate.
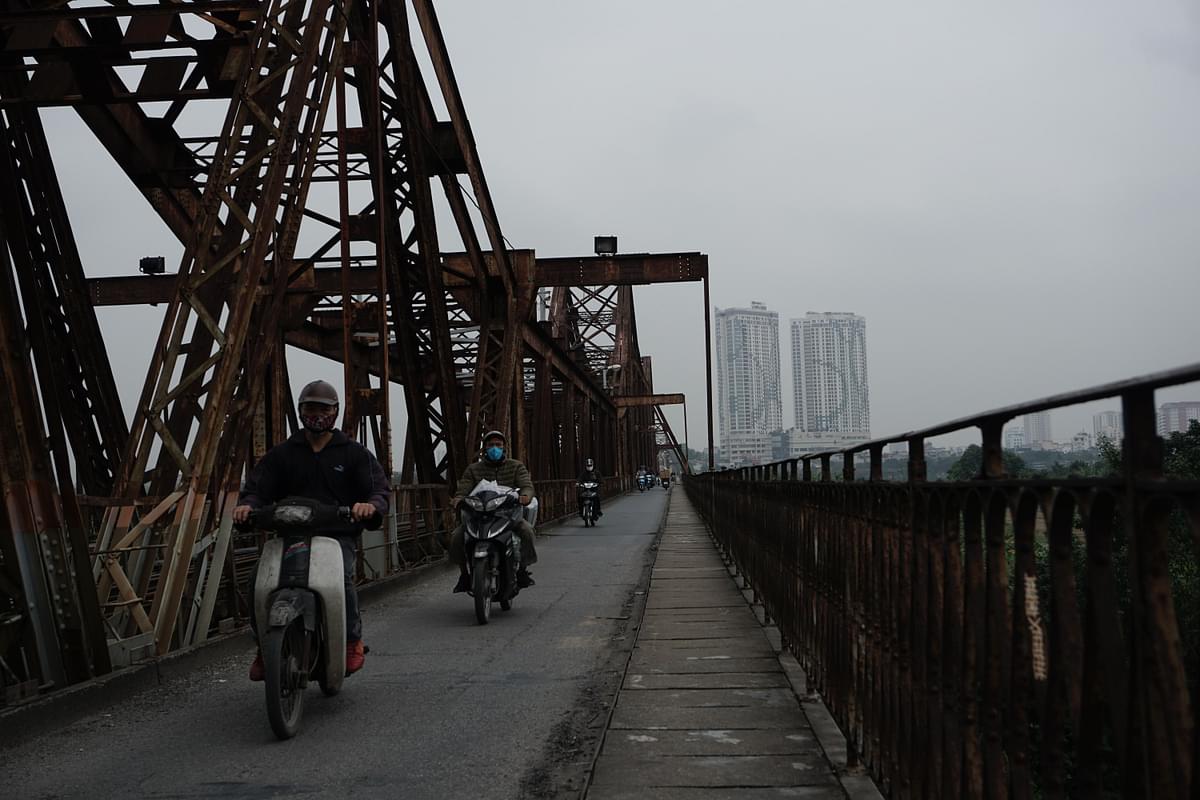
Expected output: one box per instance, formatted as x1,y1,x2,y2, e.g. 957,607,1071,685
791,312,870,435
1023,411,1053,449
714,302,782,465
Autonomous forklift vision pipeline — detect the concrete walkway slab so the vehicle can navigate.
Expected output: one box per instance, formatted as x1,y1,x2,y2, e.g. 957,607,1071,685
633,637,777,655
624,672,790,691
587,787,843,800
591,754,839,788
613,688,800,709
585,490,851,799
600,728,823,758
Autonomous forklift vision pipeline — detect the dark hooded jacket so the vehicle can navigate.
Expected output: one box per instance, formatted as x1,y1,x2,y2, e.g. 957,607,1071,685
239,430,391,537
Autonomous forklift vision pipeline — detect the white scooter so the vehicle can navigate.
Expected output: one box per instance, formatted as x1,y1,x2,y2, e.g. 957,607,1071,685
245,498,375,739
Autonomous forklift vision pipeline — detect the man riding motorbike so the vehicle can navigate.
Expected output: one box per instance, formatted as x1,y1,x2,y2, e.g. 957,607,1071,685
233,380,390,680
576,457,603,518
448,431,537,593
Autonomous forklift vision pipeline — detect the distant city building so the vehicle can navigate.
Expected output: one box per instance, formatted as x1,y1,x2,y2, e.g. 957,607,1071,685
714,302,782,466
1159,401,1200,436
1071,431,1092,451
1004,427,1025,450
791,312,870,435
1023,411,1053,449
771,429,871,461
1092,410,1123,444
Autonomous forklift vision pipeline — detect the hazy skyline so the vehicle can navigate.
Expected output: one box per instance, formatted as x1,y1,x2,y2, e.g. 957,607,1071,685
40,1,1200,460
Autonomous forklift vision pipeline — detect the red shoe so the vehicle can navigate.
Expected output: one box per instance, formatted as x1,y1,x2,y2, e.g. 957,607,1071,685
346,639,365,675
249,650,265,682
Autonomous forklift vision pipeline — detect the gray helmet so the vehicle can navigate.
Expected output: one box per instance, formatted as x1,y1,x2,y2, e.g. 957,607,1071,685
298,380,339,406
585,457,594,470
482,430,507,446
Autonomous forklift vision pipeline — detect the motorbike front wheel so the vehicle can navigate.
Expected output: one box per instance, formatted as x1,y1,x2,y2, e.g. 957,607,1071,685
473,556,492,624
263,621,308,739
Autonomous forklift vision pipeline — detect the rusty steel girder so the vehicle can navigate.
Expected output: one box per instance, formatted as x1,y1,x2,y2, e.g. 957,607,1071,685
0,0,707,699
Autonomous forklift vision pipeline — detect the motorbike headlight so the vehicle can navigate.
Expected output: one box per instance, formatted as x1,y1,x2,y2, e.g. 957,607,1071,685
484,495,508,512
462,496,484,511
274,505,313,525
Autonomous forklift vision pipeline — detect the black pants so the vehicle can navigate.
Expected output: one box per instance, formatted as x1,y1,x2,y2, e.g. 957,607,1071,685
449,520,537,567
579,490,602,514
249,536,361,643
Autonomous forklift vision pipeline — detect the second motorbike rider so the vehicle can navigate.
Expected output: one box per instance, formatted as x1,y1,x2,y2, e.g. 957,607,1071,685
449,430,538,592
577,457,603,518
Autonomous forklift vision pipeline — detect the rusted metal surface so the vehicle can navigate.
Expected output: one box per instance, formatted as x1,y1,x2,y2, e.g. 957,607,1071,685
613,393,685,408
686,364,1200,799
534,252,708,287
0,0,707,702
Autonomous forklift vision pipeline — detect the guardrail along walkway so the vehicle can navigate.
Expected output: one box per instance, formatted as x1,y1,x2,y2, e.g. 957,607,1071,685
586,490,844,799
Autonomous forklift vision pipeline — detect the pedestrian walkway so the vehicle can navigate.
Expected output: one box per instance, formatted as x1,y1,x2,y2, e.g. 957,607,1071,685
585,490,847,799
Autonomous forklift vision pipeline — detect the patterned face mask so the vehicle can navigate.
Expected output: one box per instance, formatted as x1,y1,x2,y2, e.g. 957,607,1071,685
301,411,337,434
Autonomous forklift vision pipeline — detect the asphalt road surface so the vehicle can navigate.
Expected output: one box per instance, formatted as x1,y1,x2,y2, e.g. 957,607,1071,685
1,489,669,800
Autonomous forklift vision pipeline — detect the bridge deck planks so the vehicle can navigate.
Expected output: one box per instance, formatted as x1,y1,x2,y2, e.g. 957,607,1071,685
585,491,843,799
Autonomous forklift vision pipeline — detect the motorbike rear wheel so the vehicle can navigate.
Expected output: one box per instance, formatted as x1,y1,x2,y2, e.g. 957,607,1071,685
473,556,492,624
263,621,307,739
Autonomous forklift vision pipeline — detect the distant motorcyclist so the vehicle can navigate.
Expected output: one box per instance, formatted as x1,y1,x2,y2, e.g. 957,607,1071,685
448,431,537,592
577,457,603,518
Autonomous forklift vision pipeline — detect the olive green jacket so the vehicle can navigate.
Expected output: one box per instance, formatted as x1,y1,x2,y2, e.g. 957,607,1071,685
453,457,535,502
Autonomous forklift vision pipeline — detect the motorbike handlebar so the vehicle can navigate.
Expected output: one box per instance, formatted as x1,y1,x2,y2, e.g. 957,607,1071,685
234,502,356,532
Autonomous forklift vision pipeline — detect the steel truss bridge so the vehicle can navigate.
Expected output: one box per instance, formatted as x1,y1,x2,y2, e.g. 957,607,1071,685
6,4,1196,798
0,0,710,697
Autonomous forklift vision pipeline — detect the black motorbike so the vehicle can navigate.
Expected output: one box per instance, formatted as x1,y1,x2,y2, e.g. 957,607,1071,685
578,481,600,527
241,498,378,740
661,476,671,490
460,486,524,624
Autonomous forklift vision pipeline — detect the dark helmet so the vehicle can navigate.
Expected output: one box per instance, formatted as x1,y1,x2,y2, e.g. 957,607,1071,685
482,430,507,446
298,380,339,407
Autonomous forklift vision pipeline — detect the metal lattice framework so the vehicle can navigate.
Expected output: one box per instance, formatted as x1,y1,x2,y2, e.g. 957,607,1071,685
0,0,711,699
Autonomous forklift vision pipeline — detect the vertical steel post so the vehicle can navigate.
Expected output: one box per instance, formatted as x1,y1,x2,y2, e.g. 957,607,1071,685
703,275,715,470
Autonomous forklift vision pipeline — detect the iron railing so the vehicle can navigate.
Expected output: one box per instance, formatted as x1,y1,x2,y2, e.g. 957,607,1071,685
686,364,1200,799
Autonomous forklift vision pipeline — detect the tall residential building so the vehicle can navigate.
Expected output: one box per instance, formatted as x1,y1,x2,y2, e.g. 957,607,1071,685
791,312,870,435
1023,411,1053,449
1092,410,1123,444
714,302,783,465
1004,427,1025,450
1159,401,1200,435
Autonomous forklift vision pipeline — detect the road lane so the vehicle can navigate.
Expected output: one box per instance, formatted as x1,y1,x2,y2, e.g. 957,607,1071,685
1,489,669,800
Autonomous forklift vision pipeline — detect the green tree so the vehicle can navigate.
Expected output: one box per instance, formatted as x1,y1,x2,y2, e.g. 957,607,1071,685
1094,421,1200,678
944,445,1030,481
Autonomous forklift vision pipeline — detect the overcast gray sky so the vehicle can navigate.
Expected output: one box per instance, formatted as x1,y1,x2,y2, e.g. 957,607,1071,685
45,0,1200,460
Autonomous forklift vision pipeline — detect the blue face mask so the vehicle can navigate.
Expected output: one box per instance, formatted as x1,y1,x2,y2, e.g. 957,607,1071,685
485,446,504,462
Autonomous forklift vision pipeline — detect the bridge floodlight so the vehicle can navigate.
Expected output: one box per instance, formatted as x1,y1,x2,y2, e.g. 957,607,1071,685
138,256,165,275
594,235,618,256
